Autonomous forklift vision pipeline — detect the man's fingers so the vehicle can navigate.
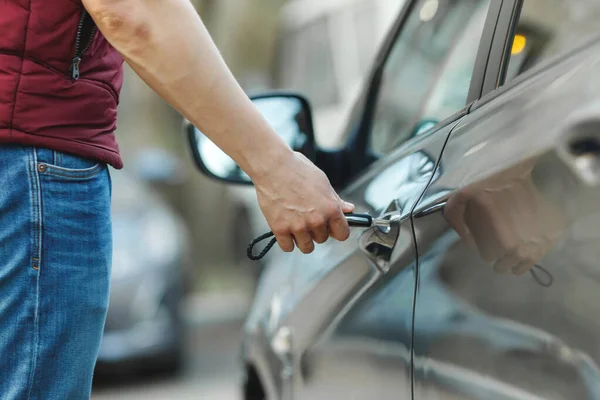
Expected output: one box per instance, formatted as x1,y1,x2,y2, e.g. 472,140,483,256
328,210,350,242
465,200,499,261
341,200,355,213
310,219,329,244
494,244,537,276
494,256,518,274
275,233,295,253
513,261,535,276
445,191,471,241
511,245,537,276
293,229,315,254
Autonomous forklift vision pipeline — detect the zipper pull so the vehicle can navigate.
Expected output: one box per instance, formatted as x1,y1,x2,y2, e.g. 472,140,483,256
71,56,81,80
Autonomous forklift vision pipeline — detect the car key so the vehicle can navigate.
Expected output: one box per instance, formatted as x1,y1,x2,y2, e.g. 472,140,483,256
247,213,385,261
345,213,392,231
344,213,373,227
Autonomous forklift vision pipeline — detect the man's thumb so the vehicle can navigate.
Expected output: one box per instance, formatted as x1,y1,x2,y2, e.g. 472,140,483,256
341,200,355,213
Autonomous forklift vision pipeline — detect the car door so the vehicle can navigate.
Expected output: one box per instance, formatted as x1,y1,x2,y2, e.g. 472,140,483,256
260,1,497,399
412,0,600,399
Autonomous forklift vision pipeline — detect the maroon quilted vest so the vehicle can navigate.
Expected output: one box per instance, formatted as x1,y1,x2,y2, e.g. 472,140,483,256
0,1,124,169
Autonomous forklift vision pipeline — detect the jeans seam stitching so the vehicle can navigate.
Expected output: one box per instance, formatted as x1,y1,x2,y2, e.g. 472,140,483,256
43,162,100,174
26,148,42,400
24,149,34,398
41,164,104,180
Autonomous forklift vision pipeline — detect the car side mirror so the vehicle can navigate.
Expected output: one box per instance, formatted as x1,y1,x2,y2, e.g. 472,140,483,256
185,93,317,185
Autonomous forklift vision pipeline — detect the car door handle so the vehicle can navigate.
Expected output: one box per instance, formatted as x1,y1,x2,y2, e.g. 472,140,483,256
413,200,448,218
358,200,404,272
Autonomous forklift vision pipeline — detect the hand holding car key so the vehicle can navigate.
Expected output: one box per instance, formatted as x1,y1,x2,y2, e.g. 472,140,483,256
247,213,390,260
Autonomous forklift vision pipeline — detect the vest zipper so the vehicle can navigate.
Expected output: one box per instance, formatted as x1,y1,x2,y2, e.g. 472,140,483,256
70,10,97,81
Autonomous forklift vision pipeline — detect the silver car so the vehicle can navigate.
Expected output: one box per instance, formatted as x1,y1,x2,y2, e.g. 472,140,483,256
189,0,600,398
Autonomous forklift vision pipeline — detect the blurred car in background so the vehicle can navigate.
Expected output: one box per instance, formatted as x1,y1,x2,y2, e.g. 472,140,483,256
96,159,191,374
189,0,600,398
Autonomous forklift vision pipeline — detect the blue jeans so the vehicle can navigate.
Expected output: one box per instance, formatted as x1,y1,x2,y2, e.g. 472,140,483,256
0,146,112,399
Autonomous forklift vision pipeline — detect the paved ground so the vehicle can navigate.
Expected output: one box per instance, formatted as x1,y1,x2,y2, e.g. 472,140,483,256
92,293,249,400
93,377,240,400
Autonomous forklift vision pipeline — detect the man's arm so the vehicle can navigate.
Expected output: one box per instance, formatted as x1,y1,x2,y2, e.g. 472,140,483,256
82,0,354,254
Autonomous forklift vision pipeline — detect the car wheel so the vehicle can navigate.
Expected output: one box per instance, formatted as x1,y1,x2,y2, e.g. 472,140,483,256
150,346,184,375
141,326,185,376
142,278,186,376
243,364,266,400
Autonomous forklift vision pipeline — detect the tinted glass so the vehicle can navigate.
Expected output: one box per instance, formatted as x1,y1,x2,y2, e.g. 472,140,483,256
505,0,600,83
370,0,490,155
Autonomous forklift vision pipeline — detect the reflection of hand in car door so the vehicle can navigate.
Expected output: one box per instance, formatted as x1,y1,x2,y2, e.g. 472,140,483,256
443,158,568,275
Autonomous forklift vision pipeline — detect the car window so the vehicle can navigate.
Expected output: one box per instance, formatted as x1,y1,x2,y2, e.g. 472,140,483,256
504,0,600,83
370,0,491,155
278,16,339,109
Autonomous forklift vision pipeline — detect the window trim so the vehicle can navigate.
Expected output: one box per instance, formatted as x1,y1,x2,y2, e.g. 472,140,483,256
466,0,504,102
472,0,600,111
480,0,523,97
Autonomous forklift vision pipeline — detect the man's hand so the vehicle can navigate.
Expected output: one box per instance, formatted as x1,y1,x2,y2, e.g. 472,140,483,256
254,152,355,254
444,160,567,275
83,0,355,254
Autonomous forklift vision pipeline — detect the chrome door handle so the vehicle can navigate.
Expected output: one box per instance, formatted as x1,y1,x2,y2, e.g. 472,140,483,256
358,200,404,272
413,200,447,218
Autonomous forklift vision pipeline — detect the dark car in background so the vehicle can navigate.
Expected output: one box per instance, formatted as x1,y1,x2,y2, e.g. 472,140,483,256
188,0,600,398
96,165,190,374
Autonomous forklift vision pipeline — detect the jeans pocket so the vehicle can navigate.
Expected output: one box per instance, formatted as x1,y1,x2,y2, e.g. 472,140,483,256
38,150,105,180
